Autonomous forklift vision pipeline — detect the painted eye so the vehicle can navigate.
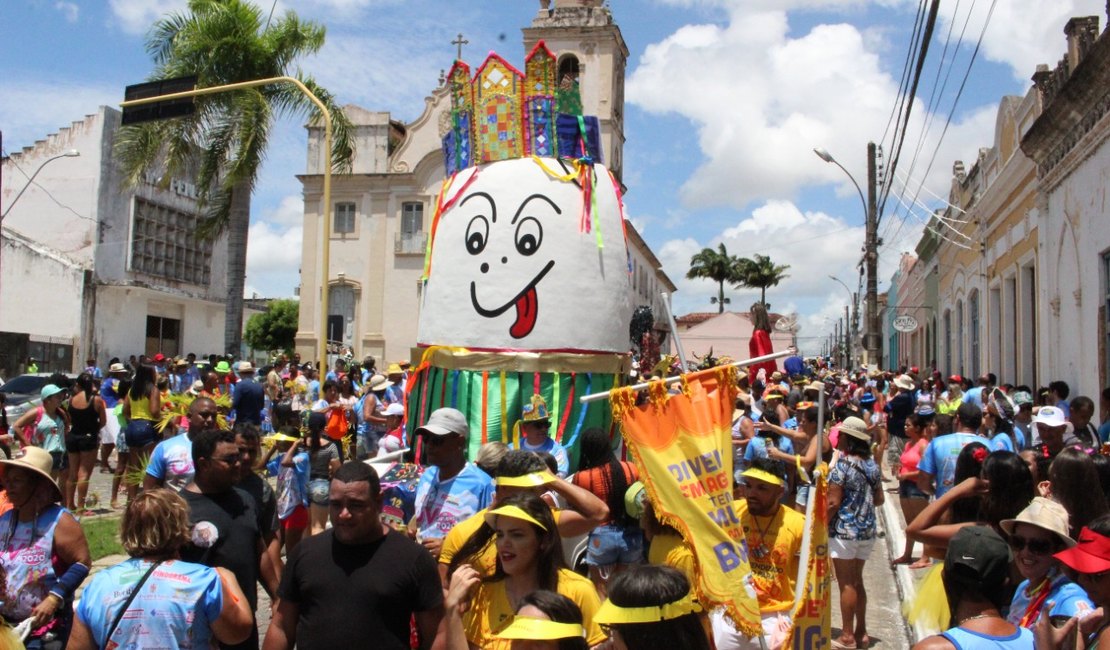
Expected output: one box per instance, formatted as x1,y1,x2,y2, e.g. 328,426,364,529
465,216,489,255
515,217,543,256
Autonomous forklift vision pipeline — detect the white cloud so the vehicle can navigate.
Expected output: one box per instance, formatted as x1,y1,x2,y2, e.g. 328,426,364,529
107,0,185,34
0,81,119,152
55,1,79,23
245,219,303,298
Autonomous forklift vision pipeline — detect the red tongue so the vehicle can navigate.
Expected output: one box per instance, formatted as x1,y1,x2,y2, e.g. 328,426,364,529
509,286,539,339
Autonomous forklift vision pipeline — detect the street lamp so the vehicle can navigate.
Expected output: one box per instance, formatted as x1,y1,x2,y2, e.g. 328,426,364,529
1,149,81,219
829,275,856,368
815,144,880,369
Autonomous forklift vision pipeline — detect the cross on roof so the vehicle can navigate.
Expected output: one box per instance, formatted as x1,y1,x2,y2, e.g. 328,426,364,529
452,33,469,61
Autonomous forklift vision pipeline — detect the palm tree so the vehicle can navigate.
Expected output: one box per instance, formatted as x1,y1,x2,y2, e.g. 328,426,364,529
687,243,741,313
735,254,790,308
115,0,353,356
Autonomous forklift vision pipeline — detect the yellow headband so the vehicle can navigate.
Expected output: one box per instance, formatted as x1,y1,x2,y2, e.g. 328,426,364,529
484,504,548,531
496,617,585,640
741,467,785,487
495,471,555,488
594,592,703,625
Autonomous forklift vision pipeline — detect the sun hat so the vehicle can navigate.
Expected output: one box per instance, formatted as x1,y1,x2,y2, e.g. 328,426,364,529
0,447,62,502
1055,526,1110,574
386,363,404,375
521,394,551,422
839,416,871,442
770,371,783,381
383,403,405,417
108,362,127,373
267,432,301,444
1033,406,1067,427
893,374,915,391
945,526,1012,589
594,590,702,625
237,361,254,374
484,504,548,531
367,374,393,392
416,407,468,438
496,617,585,641
1000,497,1075,549
214,361,232,374
805,381,825,394
188,380,204,396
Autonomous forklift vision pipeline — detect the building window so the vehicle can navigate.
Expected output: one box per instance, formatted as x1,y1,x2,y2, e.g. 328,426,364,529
327,285,356,345
146,315,180,357
334,202,356,235
957,300,965,376
1104,253,1110,386
969,290,980,378
130,198,212,285
402,202,423,234
944,309,952,374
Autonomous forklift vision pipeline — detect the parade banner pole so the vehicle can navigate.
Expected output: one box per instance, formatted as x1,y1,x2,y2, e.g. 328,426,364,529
578,348,796,404
793,467,822,608
659,292,689,367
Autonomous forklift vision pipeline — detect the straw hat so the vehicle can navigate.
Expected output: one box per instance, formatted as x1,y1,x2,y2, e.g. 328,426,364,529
893,374,915,391
839,416,871,442
1000,497,1075,549
367,374,393,392
0,448,62,502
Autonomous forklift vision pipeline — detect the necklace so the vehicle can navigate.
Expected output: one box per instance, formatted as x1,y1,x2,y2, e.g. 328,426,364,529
747,509,778,560
959,612,996,624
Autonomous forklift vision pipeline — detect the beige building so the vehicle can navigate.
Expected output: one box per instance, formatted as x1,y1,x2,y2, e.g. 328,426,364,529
672,311,793,367
294,0,672,365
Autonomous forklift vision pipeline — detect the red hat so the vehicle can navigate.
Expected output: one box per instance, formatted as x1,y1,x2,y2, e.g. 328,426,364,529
948,374,962,383
1055,527,1110,574
910,366,919,374
153,353,166,363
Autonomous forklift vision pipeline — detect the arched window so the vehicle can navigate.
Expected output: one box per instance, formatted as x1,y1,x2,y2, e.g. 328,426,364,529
956,300,965,376
328,284,356,345
968,290,980,378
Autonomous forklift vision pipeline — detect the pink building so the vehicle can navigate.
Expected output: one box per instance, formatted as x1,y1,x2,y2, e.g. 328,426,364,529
672,311,793,368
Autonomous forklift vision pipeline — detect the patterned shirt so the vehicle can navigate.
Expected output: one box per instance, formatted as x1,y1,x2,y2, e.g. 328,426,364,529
413,463,494,540
829,455,881,540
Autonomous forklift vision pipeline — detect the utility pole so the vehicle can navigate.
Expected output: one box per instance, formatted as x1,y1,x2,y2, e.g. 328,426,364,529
844,305,851,369
865,141,881,369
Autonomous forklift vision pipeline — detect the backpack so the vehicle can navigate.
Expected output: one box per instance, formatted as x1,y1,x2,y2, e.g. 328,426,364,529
22,406,44,446
325,407,348,441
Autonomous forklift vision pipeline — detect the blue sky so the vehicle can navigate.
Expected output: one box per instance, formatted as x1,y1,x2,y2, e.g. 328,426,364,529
2,0,1104,353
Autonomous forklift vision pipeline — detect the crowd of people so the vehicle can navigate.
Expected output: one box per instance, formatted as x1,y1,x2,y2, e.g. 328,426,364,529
1,350,1110,649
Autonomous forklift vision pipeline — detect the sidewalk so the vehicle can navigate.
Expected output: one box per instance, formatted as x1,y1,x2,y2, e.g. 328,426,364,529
876,472,937,645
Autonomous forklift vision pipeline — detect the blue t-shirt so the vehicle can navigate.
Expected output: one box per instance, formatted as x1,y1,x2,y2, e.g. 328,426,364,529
101,378,122,409
964,386,985,410
918,432,982,498
742,435,794,475
145,433,194,493
513,436,569,477
828,455,881,540
412,463,495,540
76,558,223,649
941,625,1033,649
1007,568,1093,627
1099,420,1110,444
990,431,1015,453
268,452,310,519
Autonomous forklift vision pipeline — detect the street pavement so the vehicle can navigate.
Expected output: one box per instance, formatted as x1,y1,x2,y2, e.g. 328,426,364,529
76,451,918,648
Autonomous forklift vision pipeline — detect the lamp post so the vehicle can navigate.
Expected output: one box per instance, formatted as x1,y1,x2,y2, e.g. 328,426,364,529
0,148,81,323
829,275,857,369
814,144,880,369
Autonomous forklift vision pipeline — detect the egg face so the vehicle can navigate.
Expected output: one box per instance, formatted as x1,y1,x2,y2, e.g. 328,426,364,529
418,157,632,353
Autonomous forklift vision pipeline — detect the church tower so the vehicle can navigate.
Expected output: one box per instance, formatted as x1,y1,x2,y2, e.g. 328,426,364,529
523,0,628,184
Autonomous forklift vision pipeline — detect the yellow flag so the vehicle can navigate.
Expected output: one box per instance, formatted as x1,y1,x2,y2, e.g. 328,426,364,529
612,368,762,637
784,469,832,649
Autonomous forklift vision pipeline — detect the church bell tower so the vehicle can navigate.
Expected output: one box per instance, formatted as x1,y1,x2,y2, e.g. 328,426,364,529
523,0,628,184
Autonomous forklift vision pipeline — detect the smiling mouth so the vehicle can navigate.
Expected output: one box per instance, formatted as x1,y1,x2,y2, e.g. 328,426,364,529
470,260,555,339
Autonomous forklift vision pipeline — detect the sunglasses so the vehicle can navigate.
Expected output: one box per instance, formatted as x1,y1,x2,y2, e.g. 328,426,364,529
1009,535,1055,555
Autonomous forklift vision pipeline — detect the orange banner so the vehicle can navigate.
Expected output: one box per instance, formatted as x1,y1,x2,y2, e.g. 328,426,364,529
611,367,762,637
785,469,831,649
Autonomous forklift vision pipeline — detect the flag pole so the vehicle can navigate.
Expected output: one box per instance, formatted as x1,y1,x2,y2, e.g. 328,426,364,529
578,348,796,404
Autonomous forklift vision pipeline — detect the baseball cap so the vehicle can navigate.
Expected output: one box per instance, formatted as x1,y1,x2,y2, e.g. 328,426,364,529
416,407,468,438
1011,391,1034,407
945,526,1012,589
41,384,65,400
1033,406,1067,427
1055,526,1110,574
948,374,963,384
153,353,166,363
383,403,405,417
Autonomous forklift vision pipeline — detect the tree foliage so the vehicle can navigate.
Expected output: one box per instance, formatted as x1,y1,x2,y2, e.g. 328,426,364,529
244,299,299,354
686,243,742,313
734,254,791,309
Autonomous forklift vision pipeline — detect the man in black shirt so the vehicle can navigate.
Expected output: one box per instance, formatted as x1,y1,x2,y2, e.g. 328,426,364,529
182,428,279,650
263,461,444,650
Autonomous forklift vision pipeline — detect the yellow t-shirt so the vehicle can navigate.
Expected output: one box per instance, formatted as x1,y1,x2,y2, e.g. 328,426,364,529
439,507,563,577
734,499,804,612
462,568,605,649
648,532,696,586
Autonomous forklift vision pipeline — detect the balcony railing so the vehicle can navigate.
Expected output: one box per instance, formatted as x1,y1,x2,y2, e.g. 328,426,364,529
395,231,427,255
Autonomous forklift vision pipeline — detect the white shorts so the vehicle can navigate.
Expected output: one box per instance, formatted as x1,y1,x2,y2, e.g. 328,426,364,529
711,608,792,650
828,535,876,561
100,416,120,445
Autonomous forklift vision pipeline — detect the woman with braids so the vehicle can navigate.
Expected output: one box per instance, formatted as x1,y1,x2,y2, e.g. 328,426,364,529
441,492,605,649
493,590,590,650
571,427,641,597
594,564,712,650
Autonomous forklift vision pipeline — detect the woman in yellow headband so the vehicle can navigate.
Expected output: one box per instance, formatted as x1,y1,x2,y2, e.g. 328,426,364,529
494,590,588,650
438,493,606,649
595,565,710,650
